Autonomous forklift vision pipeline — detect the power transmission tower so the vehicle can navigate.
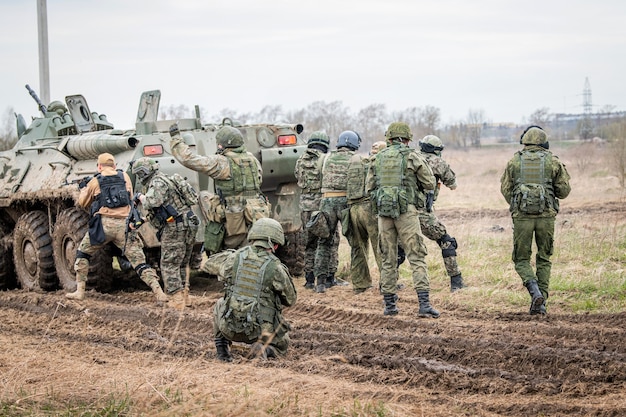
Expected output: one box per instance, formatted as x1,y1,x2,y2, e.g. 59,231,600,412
580,77,593,139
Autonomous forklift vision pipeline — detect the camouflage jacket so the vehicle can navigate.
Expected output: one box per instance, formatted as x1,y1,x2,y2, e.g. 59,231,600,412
500,145,571,218
421,152,457,202
141,172,194,227
294,148,326,211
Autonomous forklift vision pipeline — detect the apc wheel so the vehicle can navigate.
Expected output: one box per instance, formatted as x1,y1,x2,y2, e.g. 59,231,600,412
0,237,16,290
52,208,88,291
13,211,57,291
277,230,304,277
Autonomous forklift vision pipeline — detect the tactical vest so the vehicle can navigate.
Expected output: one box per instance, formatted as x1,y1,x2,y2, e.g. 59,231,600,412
156,173,198,213
222,247,277,338
374,145,417,218
321,149,351,193
97,170,130,209
296,149,325,194
346,154,368,202
513,150,555,215
215,149,260,197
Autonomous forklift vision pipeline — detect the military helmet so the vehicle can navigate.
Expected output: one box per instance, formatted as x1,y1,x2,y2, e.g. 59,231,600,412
132,157,159,183
370,141,387,156
216,126,245,148
385,122,413,141
520,125,548,145
47,100,68,116
247,217,285,248
337,130,361,151
419,135,445,154
307,131,330,149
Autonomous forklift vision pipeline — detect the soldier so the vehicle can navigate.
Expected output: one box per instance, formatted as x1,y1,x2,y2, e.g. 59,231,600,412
132,157,200,310
417,135,466,292
500,126,571,315
168,123,269,255
66,153,167,303
213,218,297,361
345,141,385,293
313,130,361,293
294,131,339,290
366,122,439,317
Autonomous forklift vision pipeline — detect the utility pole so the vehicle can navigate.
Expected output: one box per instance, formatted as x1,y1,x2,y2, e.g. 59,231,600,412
37,0,50,106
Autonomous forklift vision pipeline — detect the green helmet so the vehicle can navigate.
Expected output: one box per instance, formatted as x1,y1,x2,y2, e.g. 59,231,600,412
216,126,244,148
385,122,413,141
132,157,159,183
307,131,330,149
520,125,548,145
247,217,285,248
419,135,444,154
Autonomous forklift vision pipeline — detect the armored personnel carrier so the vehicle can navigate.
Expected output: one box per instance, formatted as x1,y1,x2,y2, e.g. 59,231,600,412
0,87,305,292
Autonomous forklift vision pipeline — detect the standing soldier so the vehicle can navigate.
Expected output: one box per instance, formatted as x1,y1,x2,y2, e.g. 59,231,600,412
345,141,385,293
294,131,339,289
500,126,571,315
313,130,361,293
367,122,439,317
417,135,466,292
132,157,200,310
213,218,297,361
168,123,269,255
66,153,167,303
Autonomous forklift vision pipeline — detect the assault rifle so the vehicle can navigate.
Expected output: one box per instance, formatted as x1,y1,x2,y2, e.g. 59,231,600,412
123,193,146,255
64,175,94,189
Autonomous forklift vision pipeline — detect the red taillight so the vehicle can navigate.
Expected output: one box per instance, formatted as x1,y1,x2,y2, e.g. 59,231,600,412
278,134,297,145
143,144,163,156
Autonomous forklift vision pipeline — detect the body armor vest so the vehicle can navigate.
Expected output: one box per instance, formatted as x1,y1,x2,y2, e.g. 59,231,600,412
513,150,555,214
321,150,351,193
346,154,368,202
375,145,417,203
297,149,325,193
215,150,260,197
97,170,130,209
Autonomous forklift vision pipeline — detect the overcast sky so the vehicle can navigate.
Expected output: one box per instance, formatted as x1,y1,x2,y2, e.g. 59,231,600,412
1,0,625,129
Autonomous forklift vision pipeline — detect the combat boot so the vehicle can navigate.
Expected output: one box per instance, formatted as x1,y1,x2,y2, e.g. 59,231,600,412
417,291,440,318
383,293,399,316
524,280,545,315
66,281,86,300
168,290,185,311
450,274,466,292
315,275,327,293
214,337,232,362
304,271,315,290
149,281,168,304
325,273,348,288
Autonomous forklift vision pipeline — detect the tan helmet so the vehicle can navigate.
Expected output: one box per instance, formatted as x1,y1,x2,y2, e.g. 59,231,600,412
247,217,285,248
216,126,245,148
419,135,444,154
385,122,413,141
520,126,548,145
370,141,387,155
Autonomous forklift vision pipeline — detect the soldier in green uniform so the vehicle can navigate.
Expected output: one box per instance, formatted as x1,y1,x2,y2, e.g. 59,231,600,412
417,135,466,292
366,122,439,317
294,131,339,290
500,126,571,315
168,123,269,255
213,218,297,361
66,153,167,303
132,157,200,310
313,131,361,293
345,141,384,293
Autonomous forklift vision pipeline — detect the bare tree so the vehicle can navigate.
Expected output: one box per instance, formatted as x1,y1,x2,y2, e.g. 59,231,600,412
0,107,17,151
466,108,486,147
354,103,388,151
528,107,552,127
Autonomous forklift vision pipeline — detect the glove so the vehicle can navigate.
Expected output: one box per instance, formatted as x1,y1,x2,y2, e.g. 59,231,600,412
78,176,91,190
169,123,180,138
425,191,434,213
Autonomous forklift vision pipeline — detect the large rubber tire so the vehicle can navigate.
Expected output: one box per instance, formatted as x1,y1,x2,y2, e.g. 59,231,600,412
276,230,304,277
13,211,57,291
0,235,16,290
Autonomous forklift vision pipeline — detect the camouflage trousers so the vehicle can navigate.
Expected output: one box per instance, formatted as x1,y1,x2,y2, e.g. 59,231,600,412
74,216,160,288
379,205,430,293
512,217,555,299
301,210,339,277
417,210,462,278
213,298,290,356
160,222,198,294
314,196,347,280
348,201,381,290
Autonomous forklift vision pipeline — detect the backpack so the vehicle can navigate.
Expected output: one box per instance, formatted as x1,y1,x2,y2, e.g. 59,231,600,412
161,173,199,208
513,150,553,215
295,149,326,193
374,146,411,218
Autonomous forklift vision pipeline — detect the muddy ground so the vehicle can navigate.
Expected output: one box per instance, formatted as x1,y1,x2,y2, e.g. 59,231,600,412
0,203,625,416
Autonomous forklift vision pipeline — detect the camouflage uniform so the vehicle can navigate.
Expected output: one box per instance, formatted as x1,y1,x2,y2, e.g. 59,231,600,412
69,154,164,301
500,126,571,314
346,152,381,293
169,126,267,252
367,122,438,317
418,142,465,291
140,172,199,295
294,145,339,288
213,243,297,357
314,146,355,291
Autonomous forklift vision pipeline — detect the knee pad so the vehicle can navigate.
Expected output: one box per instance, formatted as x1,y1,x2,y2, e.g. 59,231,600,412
135,263,150,277
437,234,458,258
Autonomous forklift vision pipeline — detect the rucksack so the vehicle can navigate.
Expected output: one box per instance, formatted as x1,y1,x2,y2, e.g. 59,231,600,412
161,173,198,208
514,150,553,215
374,145,411,218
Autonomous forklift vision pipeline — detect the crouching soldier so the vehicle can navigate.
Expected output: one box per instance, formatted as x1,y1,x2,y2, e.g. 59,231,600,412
213,218,297,361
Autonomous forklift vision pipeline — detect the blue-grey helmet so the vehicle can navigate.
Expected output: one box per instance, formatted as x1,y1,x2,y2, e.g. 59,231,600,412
337,130,361,151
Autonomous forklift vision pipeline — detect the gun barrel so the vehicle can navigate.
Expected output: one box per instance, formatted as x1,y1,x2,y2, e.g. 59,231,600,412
25,84,47,114
65,133,139,160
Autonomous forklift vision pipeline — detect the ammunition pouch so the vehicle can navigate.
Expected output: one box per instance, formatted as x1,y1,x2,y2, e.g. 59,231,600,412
198,191,225,223
306,210,330,239
244,196,272,223
204,221,225,254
